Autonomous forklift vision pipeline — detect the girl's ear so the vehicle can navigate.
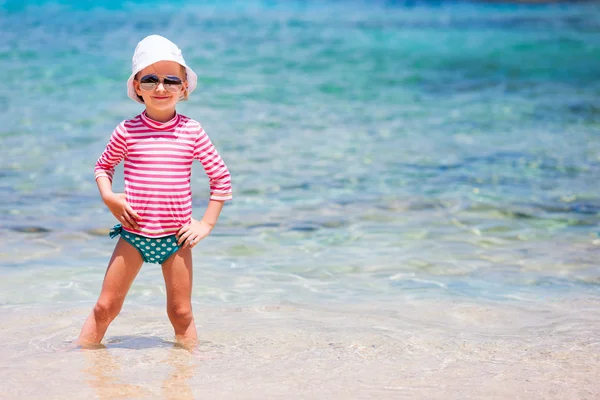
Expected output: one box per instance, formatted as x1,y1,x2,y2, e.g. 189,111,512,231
179,86,189,101
133,79,145,103
179,80,189,101
133,79,142,96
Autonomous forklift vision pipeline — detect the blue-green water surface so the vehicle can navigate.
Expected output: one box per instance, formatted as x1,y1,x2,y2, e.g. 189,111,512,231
0,0,599,305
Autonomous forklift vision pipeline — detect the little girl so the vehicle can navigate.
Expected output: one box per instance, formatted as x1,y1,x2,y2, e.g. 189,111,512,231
78,35,232,347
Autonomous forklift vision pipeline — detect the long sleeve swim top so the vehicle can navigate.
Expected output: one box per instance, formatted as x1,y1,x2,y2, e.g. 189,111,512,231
94,112,232,238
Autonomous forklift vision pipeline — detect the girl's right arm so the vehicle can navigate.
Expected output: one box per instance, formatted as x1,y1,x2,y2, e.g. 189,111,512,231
96,177,140,230
94,123,140,230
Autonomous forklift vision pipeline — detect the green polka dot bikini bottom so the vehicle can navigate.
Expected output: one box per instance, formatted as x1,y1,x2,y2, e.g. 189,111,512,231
109,224,180,264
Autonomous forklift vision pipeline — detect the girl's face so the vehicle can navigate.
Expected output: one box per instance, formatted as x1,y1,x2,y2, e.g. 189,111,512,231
133,60,187,113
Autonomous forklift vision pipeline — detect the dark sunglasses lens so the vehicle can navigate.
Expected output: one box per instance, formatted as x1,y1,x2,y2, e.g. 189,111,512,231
140,74,160,84
163,76,182,85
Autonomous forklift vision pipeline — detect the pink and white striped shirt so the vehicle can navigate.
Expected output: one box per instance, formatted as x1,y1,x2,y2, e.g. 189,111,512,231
94,112,232,238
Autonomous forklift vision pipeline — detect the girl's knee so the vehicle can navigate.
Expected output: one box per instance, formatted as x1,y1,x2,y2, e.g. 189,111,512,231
167,304,193,323
93,299,122,321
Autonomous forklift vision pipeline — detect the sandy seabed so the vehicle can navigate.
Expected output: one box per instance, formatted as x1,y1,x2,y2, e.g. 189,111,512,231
1,296,599,400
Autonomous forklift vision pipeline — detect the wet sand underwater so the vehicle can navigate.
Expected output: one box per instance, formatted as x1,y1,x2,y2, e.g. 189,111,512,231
1,296,600,399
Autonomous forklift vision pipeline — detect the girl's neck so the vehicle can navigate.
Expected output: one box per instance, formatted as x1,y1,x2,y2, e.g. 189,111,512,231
144,108,177,123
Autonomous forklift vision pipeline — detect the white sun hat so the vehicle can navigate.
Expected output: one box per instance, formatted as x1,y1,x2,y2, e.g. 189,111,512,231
127,35,198,104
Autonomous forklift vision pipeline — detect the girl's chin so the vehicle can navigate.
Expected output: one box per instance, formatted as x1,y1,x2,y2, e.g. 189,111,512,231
147,100,177,110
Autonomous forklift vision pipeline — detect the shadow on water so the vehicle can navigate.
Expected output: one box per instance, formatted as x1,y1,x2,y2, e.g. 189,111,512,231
103,335,176,350
81,338,196,399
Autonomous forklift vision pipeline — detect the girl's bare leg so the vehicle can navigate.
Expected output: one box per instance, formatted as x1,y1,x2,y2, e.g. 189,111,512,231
161,247,197,345
78,238,144,345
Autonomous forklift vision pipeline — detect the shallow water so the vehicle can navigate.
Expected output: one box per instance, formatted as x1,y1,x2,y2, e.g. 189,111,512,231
2,300,600,399
1,0,599,398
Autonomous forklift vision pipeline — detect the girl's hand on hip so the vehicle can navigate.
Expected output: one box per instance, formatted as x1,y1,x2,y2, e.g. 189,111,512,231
103,192,141,230
177,218,213,248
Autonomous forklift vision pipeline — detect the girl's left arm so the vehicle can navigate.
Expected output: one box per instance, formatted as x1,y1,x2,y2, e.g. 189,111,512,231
192,126,232,202
177,125,232,248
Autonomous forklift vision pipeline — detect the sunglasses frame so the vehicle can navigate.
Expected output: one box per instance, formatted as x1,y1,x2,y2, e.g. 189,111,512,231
137,74,184,93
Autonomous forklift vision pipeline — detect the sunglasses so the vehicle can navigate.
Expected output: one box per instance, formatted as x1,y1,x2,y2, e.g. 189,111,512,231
138,74,184,92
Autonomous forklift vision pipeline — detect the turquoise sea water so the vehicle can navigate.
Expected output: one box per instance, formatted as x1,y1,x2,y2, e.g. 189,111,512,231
1,1,600,398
